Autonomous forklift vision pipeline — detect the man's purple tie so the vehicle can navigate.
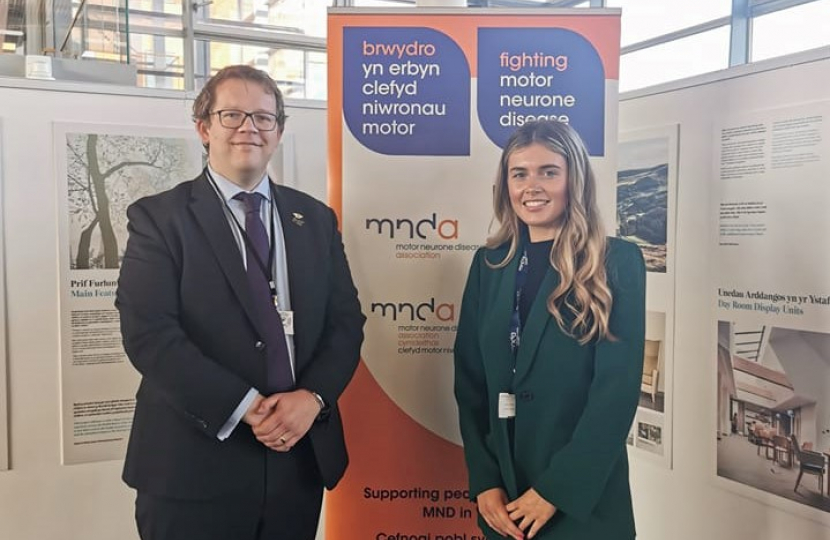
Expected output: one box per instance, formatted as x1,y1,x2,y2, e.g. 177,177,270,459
234,191,294,393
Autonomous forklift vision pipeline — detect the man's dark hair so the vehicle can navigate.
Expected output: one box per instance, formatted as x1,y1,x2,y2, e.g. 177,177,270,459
192,65,287,133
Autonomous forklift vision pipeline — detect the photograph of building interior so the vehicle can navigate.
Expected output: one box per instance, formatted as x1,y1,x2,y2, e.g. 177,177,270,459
718,320,830,512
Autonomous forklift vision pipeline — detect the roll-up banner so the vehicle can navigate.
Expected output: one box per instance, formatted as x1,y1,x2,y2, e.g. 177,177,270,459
327,8,620,539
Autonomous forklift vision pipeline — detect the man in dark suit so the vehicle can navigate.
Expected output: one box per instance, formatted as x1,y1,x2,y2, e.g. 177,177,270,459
116,65,365,540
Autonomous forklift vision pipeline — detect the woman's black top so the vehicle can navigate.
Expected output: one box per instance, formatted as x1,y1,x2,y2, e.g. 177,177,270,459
519,239,554,326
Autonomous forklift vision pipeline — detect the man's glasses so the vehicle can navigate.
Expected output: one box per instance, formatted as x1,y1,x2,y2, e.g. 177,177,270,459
210,109,282,131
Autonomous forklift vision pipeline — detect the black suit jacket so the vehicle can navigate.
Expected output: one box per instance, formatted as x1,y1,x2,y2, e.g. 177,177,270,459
116,173,365,499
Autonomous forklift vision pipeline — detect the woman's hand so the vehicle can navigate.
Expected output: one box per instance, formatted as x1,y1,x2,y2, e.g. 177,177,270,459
477,488,525,540
506,488,557,539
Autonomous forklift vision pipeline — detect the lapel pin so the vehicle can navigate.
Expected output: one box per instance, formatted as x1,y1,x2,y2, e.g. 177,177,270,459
292,212,305,226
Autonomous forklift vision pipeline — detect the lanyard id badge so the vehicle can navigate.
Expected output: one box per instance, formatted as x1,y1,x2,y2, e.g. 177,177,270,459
498,393,516,418
278,310,295,335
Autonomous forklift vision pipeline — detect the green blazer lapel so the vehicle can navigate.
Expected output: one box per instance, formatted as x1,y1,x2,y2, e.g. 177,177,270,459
479,247,521,499
513,268,559,386
480,247,520,393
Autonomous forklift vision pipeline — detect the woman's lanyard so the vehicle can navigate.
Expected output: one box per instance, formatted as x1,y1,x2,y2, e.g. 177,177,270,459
509,248,530,357
500,247,529,420
205,169,280,307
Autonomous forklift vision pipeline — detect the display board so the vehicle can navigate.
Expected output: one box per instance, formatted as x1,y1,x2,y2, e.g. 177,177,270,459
328,8,620,538
617,124,680,468
0,122,8,472
54,123,203,464
714,101,830,517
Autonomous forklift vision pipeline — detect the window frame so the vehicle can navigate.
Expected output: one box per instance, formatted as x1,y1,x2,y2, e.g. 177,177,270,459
35,0,827,95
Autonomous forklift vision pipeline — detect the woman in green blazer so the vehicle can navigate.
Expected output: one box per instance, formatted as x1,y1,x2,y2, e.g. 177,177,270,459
454,120,646,540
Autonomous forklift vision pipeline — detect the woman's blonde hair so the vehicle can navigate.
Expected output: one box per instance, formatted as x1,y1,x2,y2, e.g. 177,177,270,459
486,120,613,344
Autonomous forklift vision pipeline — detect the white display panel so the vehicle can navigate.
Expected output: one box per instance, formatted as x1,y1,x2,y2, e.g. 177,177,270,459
618,124,679,469
0,80,326,540
0,122,8,472
714,101,830,519
54,123,202,464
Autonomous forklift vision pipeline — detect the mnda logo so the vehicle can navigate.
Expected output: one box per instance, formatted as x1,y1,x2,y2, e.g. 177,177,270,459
370,297,456,321
365,213,458,240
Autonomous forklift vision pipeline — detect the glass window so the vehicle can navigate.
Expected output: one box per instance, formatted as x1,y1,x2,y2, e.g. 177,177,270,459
55,0,130,61
751,0,830,62
608,0,730,46
124,1,184,89
619,26,730,92
196,40,326,100
132,34,185,89
2,0,27,54
200,0,330,39
126,6,183,33
129,0,182,16
303,50,327,100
